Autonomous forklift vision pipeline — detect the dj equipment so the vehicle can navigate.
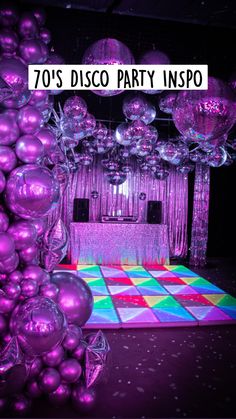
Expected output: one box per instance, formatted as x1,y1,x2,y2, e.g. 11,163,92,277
147,200,162,224
101,215,138,223
73,198,89,222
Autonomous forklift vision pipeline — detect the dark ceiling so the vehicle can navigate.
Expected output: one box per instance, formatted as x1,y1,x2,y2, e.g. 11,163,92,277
20,0,236,28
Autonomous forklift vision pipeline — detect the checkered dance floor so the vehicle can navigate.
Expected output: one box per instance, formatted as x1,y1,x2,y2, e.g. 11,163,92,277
56,264,236,328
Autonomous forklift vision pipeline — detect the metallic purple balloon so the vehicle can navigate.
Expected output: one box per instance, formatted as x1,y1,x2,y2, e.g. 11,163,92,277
42,344,64,367
26,379,42,398
5,164,60,219
72,383,96,412
7,220,37,250
0,56,30,108
39,27,51,44
0,114,19,146
36,127,57,155
0,171,6,194
0,145,17,173
10,296,67,356
8,270,23,283
28,357,43,379
63,324,82,351
0,289,15,314
48,383,71,406
2,282,21,300
33,8,46,27
173,77,236,142
21,279,39,298
18,105,43,134
59,358,82,383
29,90,49,108
39,367,61,393
72,341,86,361
82,38,134,97
51,272,93,326
46,52,64,65
10,394,31,416
31,218,47,237
0,28,18,54
0,4,19,27
0,232,15,260
22,265,45,283
0,314,7,334
40,282,59,301
0,252,19,274
19,244,39,264
19,38,48,64
18,12,38,39
63,96,87,121
15,134,44,163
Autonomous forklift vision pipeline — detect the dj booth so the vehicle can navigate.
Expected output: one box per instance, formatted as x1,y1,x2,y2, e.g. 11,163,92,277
70,221,169,266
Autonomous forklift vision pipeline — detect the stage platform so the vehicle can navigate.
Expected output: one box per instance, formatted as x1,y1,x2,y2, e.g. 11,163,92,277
55,264,236,329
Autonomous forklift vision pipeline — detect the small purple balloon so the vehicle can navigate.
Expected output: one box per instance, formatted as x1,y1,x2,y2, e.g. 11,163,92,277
10,394,31,416
22,264,45,283
29,90,49,108
0,171,6,194
18,12,38,39
8,270,23,284
63,324,82,351
40,27,51,44
72,341,86,361
10,296,67,356
39,367,61,393
0,28,18,54
28,357,43,379
21,279,39,298
0,232,15,260
42,344,64,367
7,220,37,250
2,282,21,300
0,114,19,146
48,383,71,406
40,282,59,301
19,38,48,64
0,289,16,314
59,358,82,384
18,105,43,134
30,218,47,237
33,8,46,27
0,313,7,334
36,127,57,154
0,4,19,27
15,134,44,163
19,244,39,264
0,251,19,274
5,164,60,219
0,145,17,173
72,383,96,412
26,379,42,398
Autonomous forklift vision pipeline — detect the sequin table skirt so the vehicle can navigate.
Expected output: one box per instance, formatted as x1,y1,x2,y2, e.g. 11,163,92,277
70,223,169,265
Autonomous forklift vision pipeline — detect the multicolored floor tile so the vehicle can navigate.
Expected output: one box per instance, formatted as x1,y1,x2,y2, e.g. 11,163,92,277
57,264,236,328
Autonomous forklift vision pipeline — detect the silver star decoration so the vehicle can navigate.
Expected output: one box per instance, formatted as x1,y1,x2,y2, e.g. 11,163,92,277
85,330,110,388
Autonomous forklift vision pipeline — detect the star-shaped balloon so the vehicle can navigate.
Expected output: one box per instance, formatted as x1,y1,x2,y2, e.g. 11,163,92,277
85,330,110,388
0,336,27,397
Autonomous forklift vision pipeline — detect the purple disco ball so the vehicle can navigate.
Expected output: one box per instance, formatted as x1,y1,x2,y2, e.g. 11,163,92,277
5,164,60,219
139,49,170,94
10,297,67,356
106,170,127,185
159,92,177,114
173,77,236,143
82,38,134,97
123,93,148,121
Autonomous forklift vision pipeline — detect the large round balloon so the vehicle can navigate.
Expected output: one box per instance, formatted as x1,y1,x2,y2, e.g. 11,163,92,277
5,164,60,219
82,38,134,96
51,272,93,327
0,55,30,108
10,296,67,356
173,77,236,142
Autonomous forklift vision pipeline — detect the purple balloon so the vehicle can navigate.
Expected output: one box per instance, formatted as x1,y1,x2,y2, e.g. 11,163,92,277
0,56,30,108
5,164,60,219
0,170,6,194
0,232,15,260
0,114,19,146
0,28,18,54
29,90,49,108
19,244,39,264
30,218,47,237
21,279,39,298
15,134,44,163
10,296,67,356
63,96,87,121
2,282,21,300
10,394,31,416
82,38,134,97
8,270,23,283
19,38,48,64
42,344,64,367
36,128,57,154
26,379,42,398
0,251,19,274
72,341,86,361
63,324,82,351
39,27,51,44
22,264,45,284
7,220,37,250
28,357,43,379
18,12,38,39
0,289,16,314
48,383,71,406
59,359,82,383
39,367,61,393
0,313,7,334
51,272,93,326
40,282,59,301
0,4,19,27
18,105,43,134
0,145,17,173
72,383,96,412
33,8,46,27
46,52,64,65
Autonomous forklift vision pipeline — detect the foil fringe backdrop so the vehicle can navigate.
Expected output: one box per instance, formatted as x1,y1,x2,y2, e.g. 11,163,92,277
58,158,188,259
190,163,210,267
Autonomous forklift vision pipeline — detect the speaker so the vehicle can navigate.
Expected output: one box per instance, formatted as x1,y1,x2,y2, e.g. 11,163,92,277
73,198,89,222
147,201,162,224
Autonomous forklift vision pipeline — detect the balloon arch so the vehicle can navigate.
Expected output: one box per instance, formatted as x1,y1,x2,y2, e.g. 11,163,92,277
0,3,236,415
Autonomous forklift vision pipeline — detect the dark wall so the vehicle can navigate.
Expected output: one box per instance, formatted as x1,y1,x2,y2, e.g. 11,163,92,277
19,2,236,256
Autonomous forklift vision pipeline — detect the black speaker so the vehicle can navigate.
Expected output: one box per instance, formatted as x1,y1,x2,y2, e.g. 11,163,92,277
147,201,162,224
73,198,89,222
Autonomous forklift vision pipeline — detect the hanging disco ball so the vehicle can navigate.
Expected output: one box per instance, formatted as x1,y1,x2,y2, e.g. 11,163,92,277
139,49,170,94
105,170,127,185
